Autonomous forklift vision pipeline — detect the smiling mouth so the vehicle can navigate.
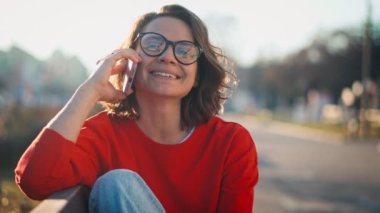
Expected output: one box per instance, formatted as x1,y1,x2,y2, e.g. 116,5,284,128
150,71,180,79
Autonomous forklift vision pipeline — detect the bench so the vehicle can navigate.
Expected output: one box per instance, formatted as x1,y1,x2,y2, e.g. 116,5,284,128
31,185,90,213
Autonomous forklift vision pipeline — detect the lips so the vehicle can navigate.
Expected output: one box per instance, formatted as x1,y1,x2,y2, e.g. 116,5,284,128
150,70,180,79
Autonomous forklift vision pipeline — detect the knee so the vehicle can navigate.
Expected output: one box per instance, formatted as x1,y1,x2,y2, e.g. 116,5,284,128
89,169,164,213
98,169,139,181
94,169,141,188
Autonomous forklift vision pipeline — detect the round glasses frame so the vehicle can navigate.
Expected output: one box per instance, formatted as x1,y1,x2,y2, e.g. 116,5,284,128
136,32,203,65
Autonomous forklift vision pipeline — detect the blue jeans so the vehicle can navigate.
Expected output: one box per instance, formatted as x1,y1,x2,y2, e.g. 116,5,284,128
89,169,165,213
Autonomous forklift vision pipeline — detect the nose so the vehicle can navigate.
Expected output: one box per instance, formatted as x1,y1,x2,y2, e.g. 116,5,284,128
158,44,177,64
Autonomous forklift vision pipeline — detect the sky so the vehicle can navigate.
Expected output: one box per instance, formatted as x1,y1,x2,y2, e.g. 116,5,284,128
1,0,379,71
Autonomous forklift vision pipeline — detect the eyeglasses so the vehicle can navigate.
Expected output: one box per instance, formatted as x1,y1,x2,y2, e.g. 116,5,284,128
136,32,203,65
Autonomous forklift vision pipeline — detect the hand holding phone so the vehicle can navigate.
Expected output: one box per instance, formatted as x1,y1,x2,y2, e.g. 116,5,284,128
122,60,137,94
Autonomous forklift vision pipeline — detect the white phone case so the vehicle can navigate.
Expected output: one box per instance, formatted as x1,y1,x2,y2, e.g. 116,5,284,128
122,60,137,93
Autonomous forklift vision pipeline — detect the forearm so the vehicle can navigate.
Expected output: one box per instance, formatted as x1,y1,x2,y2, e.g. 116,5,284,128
46,83,99,142
45,49,140,142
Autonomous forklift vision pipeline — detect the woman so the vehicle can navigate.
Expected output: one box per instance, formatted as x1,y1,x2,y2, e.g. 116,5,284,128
15,4,259,212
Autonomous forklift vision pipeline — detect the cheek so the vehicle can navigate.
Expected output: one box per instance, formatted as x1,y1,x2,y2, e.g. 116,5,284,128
135,56,152,77
190,71,197,83
187,65,198,83
133,61,146,84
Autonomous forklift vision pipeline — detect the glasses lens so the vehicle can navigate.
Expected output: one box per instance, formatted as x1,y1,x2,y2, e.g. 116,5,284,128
139,32,201,65
175,42,199,64
140,33,165,56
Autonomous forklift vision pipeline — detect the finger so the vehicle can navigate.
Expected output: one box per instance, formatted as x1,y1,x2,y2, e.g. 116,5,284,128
112,58,128,75
104,82,133,102
125,87,134,96
98,48,141,67
96,49,122,65
96,50,141,80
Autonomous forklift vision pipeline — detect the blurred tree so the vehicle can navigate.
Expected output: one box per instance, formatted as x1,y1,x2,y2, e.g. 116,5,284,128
0,45,88,169
242,24,380,110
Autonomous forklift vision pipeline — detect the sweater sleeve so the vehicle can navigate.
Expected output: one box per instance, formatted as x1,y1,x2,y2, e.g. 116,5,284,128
14,113,110,200
217,127,259,213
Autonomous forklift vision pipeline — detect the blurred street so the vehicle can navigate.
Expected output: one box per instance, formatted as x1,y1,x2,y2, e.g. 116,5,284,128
223,114,380,213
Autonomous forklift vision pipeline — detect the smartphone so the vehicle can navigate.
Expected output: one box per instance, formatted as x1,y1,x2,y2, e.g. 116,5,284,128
122,60,138,94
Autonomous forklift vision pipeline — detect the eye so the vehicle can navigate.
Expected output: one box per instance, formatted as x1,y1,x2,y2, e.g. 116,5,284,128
142,36,165,53
176,42,197,58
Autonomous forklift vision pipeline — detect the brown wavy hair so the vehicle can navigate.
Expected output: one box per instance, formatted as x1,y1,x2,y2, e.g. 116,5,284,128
103,4,238,130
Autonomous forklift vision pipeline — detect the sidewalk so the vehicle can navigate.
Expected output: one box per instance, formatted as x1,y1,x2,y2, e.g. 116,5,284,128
223,113,380,212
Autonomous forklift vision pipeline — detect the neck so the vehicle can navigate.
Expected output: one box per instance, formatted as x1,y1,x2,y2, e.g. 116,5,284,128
135,94,188,145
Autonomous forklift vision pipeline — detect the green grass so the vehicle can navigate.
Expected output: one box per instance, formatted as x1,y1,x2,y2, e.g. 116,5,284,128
0,172,40,213
296,122,346,133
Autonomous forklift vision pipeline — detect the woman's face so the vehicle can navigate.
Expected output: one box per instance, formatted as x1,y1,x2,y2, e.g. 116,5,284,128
134,17,198,100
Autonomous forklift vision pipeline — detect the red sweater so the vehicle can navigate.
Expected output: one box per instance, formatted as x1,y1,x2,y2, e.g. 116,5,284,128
15,112,259,212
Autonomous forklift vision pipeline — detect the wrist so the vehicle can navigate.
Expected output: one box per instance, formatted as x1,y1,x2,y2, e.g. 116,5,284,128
77,82,101,103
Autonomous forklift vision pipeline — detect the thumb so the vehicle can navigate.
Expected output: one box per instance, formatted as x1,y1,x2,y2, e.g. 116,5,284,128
113,90,128,101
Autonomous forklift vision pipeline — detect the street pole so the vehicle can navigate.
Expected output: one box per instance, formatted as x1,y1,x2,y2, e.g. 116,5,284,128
359,0,372,138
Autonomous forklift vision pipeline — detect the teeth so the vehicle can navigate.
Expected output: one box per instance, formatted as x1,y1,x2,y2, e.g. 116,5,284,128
152,71,177,79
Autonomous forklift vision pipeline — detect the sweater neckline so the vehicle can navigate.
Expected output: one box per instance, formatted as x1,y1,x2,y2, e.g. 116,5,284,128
129,121,198,147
